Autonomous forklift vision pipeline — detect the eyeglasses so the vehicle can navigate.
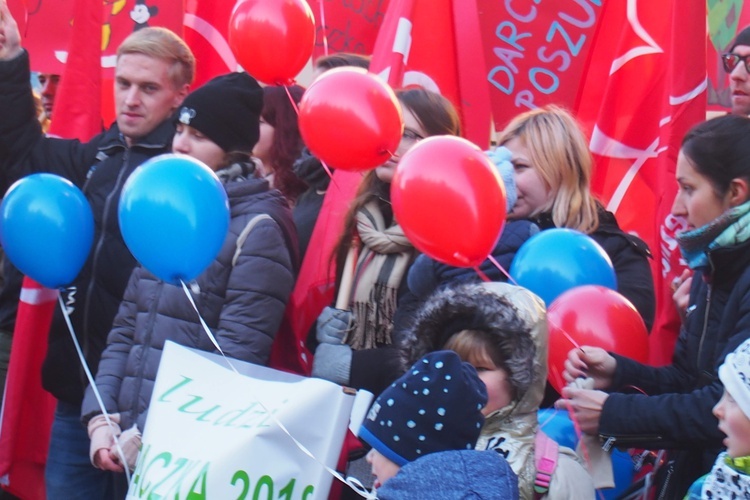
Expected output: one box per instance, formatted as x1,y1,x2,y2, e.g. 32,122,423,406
722,52,750,73
402,128,425,143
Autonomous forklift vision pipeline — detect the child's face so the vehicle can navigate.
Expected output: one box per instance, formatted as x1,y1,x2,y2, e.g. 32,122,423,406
366,448,400,489
713,389,750,458
468,348,514,416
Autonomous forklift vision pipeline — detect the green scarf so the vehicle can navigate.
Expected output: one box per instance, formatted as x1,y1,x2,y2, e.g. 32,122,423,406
676,201,750,269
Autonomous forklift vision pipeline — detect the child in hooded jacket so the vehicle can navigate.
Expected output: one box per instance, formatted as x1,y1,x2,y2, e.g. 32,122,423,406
402,282,595,499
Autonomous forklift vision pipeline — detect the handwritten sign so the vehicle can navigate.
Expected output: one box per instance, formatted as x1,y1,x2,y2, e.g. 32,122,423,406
129,342,354,500
478,0,603,129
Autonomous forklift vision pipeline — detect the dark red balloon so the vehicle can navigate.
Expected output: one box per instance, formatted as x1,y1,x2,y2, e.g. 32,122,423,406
391,136,507,268
547,285,649,394
298,68,403,171
228,0,315,86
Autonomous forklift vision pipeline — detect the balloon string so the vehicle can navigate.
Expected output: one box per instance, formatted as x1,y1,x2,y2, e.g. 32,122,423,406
57,294,131,484
473,266,490,282
179,281,375,498
283,84,300,115
318,0,329,57
487,255,518,286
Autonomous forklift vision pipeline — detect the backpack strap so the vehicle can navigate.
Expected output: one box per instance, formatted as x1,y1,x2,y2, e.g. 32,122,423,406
232,214,273,267
534,430,559,499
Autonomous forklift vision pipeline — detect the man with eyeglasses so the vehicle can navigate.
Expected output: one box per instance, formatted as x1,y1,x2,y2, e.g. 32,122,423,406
723,26,750,116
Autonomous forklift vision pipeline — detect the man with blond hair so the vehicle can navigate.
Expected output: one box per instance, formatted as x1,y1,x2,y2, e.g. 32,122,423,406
0,1,195,495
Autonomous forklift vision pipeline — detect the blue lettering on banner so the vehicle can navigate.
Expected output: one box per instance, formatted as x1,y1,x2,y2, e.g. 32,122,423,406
487,0,602,110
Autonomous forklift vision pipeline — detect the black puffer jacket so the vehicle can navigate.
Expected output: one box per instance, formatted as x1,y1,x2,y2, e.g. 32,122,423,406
0,51,175,405
81,174,296,431
599,239,750,498
533,208,655,331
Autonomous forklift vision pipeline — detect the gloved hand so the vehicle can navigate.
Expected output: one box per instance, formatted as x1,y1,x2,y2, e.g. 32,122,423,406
88,413,121,468
486,146,517,212
316,306,354,345
111,424,142,472
312,343,353,386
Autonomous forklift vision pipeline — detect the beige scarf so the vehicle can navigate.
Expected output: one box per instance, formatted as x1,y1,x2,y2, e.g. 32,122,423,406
345,201,413,350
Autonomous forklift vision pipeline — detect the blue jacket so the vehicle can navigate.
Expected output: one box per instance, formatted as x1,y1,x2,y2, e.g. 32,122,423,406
599,238,750,498
376,450,519,499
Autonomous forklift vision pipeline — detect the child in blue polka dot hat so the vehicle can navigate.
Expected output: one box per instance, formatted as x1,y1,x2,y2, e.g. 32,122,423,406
359,350,518,497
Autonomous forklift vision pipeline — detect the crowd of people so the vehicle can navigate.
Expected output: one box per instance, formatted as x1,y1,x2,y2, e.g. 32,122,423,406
2,0,750,497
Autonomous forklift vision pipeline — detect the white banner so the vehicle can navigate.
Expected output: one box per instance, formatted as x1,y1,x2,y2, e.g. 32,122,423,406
127,341,354,500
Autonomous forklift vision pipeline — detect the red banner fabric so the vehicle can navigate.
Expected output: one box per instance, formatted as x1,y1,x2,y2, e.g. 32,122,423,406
370,0,492,148
477,0,604,131
0,280,58,500
575,0,706,365
7,0,184,76
308,0,389,59
184,0,237,88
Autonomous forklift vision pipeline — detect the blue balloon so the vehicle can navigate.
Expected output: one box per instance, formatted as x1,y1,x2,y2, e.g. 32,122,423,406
510,228,617,305
0,173,94,289
119,154,229,285
538,408,578,450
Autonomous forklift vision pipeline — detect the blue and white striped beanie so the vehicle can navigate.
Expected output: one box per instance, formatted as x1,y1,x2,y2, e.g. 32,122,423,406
359,350,487,466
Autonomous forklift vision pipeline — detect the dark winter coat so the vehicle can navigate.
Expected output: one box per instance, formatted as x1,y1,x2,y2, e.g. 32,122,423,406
532,208,655,331
81,175,296,431
0,51,175,405
376,450,519,499
599,238,750,498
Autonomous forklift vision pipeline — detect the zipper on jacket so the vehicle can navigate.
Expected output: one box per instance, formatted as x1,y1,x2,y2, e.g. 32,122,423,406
128,280,164,426
82,148,132,361
656,460,675,500
696,283,712,374
598,433,664,451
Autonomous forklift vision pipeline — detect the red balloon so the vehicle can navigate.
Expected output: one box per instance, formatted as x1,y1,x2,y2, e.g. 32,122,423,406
228,0,315,85
546,285,649,394
298,68,403,171
391,136,507,267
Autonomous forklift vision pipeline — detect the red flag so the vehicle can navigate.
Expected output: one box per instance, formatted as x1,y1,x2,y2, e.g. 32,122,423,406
0,280,58,500
0,0,106,496
184,0,238,87
370,0,492,148
268,170,364,375
575,0,706,365
307,0,390,59
476,0,604,130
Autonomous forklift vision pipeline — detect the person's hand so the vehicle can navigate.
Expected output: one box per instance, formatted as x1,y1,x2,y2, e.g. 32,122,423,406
555,385,608,435
95,448,124,472
671,269,692,321
88,413,124,472
316,306,353,345
109,424,141,472
563,346,616,390
0,1,23,61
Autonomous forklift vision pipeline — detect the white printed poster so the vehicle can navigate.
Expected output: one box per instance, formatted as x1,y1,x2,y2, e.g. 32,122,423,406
127,341,354,499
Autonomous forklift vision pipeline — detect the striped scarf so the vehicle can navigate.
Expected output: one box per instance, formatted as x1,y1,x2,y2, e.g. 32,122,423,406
345,201,414,350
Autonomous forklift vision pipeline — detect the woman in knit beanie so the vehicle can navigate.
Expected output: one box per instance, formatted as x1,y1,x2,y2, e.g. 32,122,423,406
82,72,299,475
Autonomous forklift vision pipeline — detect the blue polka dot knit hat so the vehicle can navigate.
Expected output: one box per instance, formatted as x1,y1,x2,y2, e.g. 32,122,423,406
359,350,487,467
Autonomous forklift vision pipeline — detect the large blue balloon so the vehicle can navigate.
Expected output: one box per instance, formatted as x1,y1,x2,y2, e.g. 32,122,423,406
0,173,94,289
510,228,616,305
119,154,229,285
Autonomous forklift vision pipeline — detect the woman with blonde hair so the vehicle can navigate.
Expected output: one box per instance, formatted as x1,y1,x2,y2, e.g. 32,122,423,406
498,105,655,331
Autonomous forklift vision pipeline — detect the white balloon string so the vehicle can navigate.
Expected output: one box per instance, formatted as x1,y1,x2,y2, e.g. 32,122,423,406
487,255,518,285
58,294,131,483
179,281,375,498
